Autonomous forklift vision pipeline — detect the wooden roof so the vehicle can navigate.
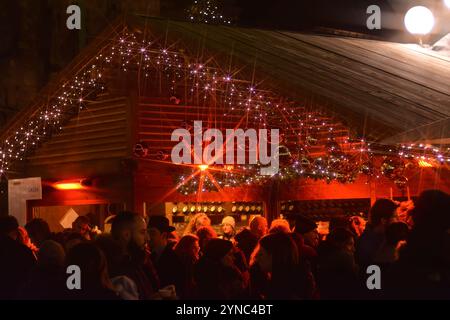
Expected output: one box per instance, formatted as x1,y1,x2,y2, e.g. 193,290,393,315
2,17,449,178
134,17,450,143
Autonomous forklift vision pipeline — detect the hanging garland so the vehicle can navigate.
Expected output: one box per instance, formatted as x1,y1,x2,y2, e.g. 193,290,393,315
170,138,449,195
0,25,448,195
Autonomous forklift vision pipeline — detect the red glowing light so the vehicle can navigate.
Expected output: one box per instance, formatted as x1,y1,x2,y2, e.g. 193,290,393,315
53,181,84,190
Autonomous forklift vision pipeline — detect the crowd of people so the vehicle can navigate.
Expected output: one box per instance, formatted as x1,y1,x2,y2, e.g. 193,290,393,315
0,189,449,300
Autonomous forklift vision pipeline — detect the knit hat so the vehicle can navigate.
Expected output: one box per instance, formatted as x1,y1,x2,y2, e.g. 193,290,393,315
221,216,236,230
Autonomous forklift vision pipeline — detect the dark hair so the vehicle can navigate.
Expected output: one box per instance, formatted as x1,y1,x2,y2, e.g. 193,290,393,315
196,225,218,251
66,242,109,289
174,234,199,262
369,199,398,226
25,218,51,245
235,228,259,262
37,240,66,268
385,222,409,246
66,232,86,242
0,215,19,236
203,238,233,261
400,190,450,264
111,211,139,239
95,235,125,278
410,190,450,230
72,215,90,228
258,233,300,298
327,227,354,247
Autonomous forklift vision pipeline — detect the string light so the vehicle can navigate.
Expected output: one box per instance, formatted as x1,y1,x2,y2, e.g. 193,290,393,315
187,0,232,25
1,26,447,195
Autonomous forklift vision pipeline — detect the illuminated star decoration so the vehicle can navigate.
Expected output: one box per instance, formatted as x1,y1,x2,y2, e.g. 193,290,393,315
187,0,232,25
0,25,448,195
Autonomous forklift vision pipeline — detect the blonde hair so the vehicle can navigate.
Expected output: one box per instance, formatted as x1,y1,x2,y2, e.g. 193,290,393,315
183,213,211,236
269,219,291,234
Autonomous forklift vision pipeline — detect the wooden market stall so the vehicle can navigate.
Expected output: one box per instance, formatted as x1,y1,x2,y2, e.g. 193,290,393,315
1,16,448,232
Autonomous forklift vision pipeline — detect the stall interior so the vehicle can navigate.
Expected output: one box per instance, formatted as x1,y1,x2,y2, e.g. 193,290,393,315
156,201,265,236
31,203,126,232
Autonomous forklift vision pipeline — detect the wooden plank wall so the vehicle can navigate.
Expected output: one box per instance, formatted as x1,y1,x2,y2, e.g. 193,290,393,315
25,95,131,178
139,18,450,142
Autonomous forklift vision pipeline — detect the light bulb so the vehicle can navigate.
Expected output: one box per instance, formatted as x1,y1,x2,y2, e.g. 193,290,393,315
404,6,434,35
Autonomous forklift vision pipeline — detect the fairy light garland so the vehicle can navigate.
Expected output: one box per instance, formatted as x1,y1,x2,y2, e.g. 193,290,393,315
0,26,448,195
187,0,232,25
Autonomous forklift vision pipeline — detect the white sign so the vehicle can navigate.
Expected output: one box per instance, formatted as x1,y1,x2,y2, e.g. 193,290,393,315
60,208,79,229
8,177,42,226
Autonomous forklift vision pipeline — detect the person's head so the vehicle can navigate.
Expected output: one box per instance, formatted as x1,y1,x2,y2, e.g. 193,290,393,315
221,216,236,237
327,228,355,253
25,218,51,246
66,242,111,290
64,232,86,253
251,233,299,275
203,238,234,267
0,215,19,240
72,216,91,240
348,216,367,237
269,219,291,234
95,235,125,278
369,199,398,228
174,234,200,262
385,222,409,247
184,213,211,236
147,215,175,251
111,211,148,251
37,240,66,269
196,225,218,253
234,228,259,262
400,190,450,265
410,190,450,230
249,216,268,239
195,213,211,229
294,215,319,248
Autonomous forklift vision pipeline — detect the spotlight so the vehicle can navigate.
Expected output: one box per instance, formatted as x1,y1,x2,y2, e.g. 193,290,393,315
404,6,435,35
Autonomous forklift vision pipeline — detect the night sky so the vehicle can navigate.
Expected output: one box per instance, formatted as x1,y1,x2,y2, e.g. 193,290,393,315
163,0,449,42
164,0,402,38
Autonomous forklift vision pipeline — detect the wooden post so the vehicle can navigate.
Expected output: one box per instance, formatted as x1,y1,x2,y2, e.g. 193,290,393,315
263,179,280,224
370,180,377,206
